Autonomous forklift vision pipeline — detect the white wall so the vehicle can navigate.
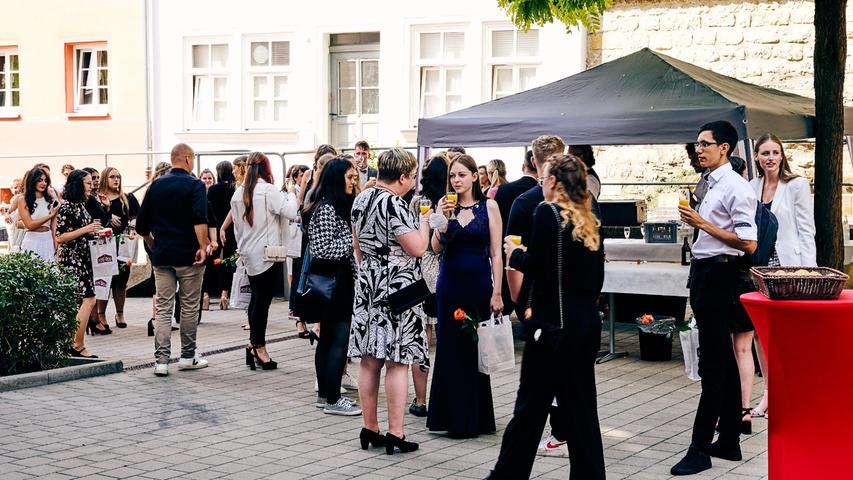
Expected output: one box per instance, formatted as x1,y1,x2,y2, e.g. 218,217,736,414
151,0,586,179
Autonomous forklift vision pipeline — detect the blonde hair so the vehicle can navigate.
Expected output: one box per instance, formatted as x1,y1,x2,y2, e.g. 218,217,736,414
99,166,130,214
546,154,600,252
754,133,798,182
232,155,248,185
531,135,565,165
487,158,508,187
377,148,417,182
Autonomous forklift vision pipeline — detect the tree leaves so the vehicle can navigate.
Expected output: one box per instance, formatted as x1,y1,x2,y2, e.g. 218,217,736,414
497,0,613,33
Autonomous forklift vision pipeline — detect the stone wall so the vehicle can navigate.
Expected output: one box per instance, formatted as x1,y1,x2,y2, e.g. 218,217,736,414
586,0,853,214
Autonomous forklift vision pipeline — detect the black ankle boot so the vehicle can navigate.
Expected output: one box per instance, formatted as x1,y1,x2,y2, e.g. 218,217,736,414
385,432,418,455
709,439,742,461
671,446,711,476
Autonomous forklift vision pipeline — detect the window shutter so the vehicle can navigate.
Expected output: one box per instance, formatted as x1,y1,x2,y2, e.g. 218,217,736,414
491,30,514,58
271,41,289,66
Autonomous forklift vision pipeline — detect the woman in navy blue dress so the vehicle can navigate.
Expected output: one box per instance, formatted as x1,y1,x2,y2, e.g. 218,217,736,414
427,154,504,438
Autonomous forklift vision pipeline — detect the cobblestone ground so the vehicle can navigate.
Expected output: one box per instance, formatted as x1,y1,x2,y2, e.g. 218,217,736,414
0,298,767,479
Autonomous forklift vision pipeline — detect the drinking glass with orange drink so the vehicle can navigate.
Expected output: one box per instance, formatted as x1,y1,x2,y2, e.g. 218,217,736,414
505,235,522,270
419,198,431,215
446,191,458,220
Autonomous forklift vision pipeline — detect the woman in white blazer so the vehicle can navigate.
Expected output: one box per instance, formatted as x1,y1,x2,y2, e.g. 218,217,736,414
231,152,298,370
747,133,817,419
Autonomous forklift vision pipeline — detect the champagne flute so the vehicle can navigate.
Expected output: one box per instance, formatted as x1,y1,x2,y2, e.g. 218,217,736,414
419,198,431,216
623,227,631,240
678,188,691,229
446,191,458,220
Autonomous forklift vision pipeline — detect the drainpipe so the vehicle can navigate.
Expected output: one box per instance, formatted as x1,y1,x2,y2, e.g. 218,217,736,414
143,0,154,176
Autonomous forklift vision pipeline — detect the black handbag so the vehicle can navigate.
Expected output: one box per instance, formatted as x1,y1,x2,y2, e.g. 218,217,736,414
298,244,337,302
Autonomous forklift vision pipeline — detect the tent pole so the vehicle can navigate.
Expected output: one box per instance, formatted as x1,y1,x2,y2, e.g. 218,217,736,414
739,139,756,180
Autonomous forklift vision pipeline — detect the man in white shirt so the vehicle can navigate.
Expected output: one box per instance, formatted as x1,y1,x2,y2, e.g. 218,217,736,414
671,121,758,476
353,140,378,189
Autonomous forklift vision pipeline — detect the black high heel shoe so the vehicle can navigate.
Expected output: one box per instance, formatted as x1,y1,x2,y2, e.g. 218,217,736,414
245,347,256,371
385,432,418,455
741,408,753,435
250,346,277,370
359,428,385,450
90,323,112,335
308,329,319,346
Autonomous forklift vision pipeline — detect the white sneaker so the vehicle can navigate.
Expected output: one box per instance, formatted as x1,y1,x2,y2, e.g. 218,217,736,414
323,397,362,416
537,432,568,457
153,363,168,377
315,378,346,394
178,355,208,370
341,372,358,390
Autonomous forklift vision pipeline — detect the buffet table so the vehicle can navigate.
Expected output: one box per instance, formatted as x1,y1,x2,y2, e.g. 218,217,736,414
597,261,690,363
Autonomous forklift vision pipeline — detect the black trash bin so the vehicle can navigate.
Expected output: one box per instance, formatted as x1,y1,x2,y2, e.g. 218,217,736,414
636,315,675,361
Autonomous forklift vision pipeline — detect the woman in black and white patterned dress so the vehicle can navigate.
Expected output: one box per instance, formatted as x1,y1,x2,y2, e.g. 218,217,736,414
349,148,432,455
55,170,101,358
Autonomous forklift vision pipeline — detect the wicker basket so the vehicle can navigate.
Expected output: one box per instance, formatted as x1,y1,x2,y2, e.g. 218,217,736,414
750,267,849,300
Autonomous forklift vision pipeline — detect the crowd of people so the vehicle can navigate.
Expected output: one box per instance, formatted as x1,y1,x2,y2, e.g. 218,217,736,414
1,120,818,478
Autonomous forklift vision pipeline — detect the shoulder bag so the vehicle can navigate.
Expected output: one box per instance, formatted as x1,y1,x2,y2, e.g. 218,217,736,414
261,186,288,262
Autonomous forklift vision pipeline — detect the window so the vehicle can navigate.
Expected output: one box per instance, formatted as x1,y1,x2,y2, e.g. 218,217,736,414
190,42,229,127
488,29,539,99
72,44,108,112
415,31,465,118
247,40,290,127
0,47,20,115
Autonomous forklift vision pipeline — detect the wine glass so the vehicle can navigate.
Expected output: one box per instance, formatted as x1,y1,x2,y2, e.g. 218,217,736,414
623,227,631,240
419,198,431,216
446,191,458,220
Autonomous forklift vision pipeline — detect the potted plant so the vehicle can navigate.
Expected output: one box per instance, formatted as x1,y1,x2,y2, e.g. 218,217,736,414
0,252,79,376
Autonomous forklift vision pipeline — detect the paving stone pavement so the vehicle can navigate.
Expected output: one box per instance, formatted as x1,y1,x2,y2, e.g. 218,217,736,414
0,297,767,479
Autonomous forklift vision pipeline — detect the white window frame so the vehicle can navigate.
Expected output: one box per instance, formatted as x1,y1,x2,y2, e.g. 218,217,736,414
0,46,20,117
411,26,467,122
185,38,232,130
243,35,292,130
73,44,109,113
484,26,540,100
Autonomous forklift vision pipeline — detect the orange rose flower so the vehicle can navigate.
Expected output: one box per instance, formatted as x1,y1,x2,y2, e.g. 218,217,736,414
453,308,466,321
126,260,133,267
213,258,222,266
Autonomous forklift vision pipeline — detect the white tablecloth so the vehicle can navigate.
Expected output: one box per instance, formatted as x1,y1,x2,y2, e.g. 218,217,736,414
604,238,682,263
603,261,690,298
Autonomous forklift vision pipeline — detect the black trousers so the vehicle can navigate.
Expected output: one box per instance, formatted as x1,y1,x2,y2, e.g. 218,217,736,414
688,260,745,450
316,320,350,404
247,262,283,347
490,321,605,480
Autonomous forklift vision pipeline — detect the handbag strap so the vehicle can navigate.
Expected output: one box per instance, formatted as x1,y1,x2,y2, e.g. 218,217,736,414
525,203,564,329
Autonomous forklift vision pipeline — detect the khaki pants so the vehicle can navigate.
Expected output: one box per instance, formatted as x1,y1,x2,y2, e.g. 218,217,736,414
154,265,205,363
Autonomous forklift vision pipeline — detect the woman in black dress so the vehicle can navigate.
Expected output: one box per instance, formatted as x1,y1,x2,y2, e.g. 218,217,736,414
488,154,606,480
56,170,102,358
96,167,139,329
206,161,236,309
81,167,112,335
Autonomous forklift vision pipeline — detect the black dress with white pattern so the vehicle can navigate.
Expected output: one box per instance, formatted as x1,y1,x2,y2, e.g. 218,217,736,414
56,201,95,298
348,189,429,366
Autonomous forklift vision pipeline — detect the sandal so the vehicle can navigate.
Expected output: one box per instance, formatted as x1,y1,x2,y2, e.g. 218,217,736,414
68,347,98,359
296,319,309,338
115,314,127,328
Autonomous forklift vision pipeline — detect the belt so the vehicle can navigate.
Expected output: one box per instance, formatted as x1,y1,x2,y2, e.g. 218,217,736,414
692,254,743,265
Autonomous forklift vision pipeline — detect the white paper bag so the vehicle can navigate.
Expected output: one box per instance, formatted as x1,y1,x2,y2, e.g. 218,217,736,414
229,259,252,309
117,235,139,263
93,276,112,300
285,221,302,258
477,315,516,375
679,317,701,381
89,237,118,277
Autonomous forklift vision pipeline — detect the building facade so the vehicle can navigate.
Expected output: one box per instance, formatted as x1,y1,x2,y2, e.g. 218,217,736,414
149,0,586,174
0,0,148,190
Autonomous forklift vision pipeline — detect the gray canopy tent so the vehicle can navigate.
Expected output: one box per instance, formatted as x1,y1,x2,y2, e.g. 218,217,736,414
417,48,853,175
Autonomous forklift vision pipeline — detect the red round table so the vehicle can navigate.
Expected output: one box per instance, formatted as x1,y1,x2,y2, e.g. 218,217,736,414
741,290,853,480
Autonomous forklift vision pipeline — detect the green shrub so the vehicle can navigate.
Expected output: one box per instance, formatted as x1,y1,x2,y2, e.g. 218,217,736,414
0,252,79,376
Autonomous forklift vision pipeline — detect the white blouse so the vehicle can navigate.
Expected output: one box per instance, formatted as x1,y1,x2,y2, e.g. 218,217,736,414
230,180,298,276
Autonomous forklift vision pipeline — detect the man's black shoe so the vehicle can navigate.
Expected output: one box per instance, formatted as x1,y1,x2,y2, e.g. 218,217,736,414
709,439,742,461
671,446,712,476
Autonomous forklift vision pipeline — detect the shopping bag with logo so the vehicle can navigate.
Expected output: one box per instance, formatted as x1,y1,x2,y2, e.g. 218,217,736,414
477,314,516,375
229,258,252,309
116,234,139,263
93,276,112,301
679,316,701,381
89,236,118,277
